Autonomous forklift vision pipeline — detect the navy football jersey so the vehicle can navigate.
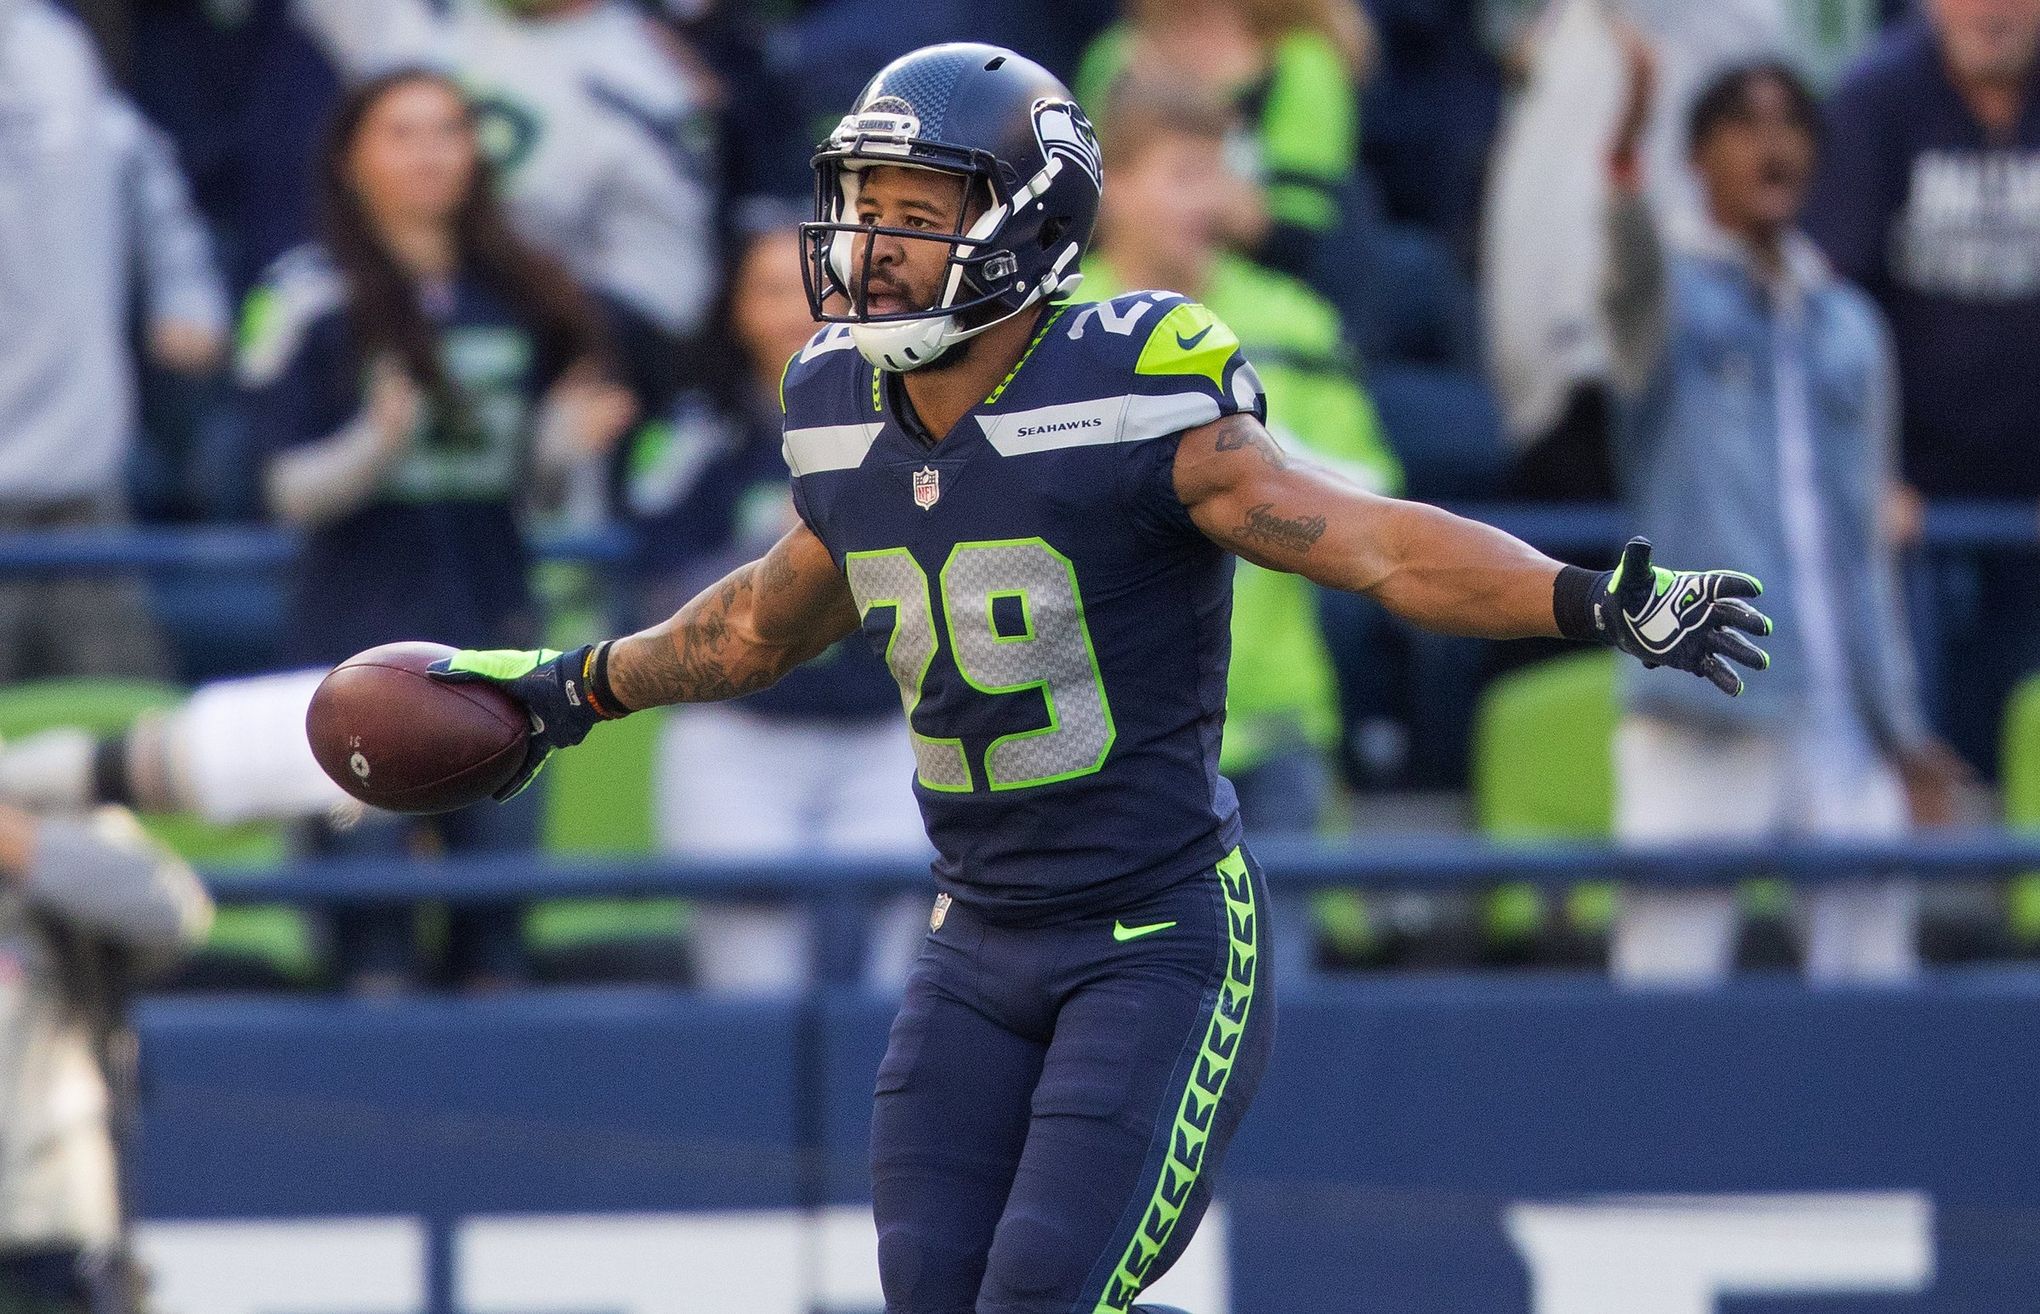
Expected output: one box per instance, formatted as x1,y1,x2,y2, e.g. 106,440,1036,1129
781,293,1268,923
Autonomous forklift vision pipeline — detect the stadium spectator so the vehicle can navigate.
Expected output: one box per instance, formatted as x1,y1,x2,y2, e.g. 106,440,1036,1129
0,0,228,681
1083,81,1401,836
1602,45,1969,985
1485,0,1790,499
240,68,633,990
1803,0,2040,772
0,802,212,1311
1074,0,1375,294
291,0,720,393
627,210,928,992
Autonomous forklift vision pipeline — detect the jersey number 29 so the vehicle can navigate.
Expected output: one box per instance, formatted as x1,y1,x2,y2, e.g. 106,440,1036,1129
846,538,1117,793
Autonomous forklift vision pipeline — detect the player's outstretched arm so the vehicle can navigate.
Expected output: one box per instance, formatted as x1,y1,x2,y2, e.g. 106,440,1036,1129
1172,413,1773,695
1175,414,1564,637
607,522,860,709
427,522,859,797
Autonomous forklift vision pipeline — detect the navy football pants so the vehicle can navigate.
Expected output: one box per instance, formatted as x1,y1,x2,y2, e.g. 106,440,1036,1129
870,847,1275,1314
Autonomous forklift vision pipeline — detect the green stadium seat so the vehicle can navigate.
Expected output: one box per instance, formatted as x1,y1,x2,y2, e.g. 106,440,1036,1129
0,679,314,984
1998,673,2040,949
1471,653,1619,952
1471,654,1798,962
1473,652,1619,838
530,705,691,978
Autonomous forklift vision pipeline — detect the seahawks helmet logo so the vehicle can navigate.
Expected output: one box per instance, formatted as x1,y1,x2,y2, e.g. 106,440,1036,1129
1032,99,1102,192
834,95,922,157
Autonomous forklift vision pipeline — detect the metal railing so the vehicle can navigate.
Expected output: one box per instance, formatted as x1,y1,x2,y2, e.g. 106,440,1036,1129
198,831,2040,984
197,831,2040,906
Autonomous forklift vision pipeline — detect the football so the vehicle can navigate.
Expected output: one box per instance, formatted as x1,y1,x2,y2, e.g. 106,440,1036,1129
305,642,529,814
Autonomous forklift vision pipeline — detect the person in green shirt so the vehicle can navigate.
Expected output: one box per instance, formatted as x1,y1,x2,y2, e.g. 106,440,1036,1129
1086,78,1401,834
1076,0,1373,286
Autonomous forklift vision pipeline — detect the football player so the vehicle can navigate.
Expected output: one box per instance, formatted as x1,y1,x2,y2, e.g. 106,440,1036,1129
430,43,1772,1313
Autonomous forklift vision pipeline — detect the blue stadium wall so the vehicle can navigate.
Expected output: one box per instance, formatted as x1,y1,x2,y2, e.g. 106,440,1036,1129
130,976,2040,1313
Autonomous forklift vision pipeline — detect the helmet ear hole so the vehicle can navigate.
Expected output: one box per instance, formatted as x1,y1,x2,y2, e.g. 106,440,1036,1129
1038,217,1066,249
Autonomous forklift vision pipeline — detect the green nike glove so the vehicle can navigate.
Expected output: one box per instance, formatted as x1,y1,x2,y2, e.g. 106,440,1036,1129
1557,538,1775,697
426,644,615,799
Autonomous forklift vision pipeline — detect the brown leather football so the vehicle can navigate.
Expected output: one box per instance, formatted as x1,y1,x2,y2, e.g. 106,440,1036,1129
305,642,528,814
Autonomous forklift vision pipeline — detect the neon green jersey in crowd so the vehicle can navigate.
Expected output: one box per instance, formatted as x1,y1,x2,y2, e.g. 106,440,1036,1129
1080,255,1401,774
1074,27,1358,233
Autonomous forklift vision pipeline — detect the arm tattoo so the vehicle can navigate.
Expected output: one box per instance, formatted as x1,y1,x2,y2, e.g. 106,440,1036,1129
1236,502,1327,556
761,537,799,593
609,566,782,707
1210,415,1287,470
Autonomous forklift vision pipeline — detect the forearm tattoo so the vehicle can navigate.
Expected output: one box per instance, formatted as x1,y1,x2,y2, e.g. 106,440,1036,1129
1236,502,1327,556
609,566,781,707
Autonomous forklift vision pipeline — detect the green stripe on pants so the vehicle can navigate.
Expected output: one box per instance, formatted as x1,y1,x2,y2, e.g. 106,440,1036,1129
1092,846,1260,1312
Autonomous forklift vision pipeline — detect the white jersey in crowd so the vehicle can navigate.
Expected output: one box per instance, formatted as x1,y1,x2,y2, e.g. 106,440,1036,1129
0,810,211,1251
0,0,228,506
294,0,716,336
1482,0,1788,444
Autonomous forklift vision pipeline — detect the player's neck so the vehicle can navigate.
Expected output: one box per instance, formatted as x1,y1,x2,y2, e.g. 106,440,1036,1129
897,305,1048,442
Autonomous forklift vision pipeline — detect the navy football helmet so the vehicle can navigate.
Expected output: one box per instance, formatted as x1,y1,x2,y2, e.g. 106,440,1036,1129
801,42,1103,372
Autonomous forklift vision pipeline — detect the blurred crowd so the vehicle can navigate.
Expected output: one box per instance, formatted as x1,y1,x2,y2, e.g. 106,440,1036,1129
1,0,2037,991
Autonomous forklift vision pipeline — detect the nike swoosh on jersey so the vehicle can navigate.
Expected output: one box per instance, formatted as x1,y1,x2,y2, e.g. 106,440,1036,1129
1174,325,1213,351
1113,919,1177,942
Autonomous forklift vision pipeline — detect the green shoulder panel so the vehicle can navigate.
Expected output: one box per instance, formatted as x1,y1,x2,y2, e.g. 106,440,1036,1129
1133,302,1241,393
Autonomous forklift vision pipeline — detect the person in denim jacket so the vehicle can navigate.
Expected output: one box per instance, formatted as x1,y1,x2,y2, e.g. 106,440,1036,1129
1601,38,1971,985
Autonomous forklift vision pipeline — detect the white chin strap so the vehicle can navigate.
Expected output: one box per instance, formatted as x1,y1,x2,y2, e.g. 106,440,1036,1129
848,194,1007,373
851,264,1084,373
851,315,967,373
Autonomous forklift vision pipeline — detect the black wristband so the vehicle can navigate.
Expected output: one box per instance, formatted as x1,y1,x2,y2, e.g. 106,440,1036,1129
587,639,631,718
1553,565,1610,643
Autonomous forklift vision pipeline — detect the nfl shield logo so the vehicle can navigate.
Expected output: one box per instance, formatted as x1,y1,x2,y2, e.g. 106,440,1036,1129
913,466,941,510
930,893,952,932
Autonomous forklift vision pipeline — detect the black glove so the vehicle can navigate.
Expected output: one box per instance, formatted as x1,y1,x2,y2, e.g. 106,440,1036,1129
426,644,613,799
1558,538,1774,697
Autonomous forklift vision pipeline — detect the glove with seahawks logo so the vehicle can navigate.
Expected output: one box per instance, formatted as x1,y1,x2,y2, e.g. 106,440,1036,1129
426,645,619,799
1556,538,1774,697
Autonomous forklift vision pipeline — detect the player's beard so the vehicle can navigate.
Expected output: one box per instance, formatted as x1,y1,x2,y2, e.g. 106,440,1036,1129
866,275,978,374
